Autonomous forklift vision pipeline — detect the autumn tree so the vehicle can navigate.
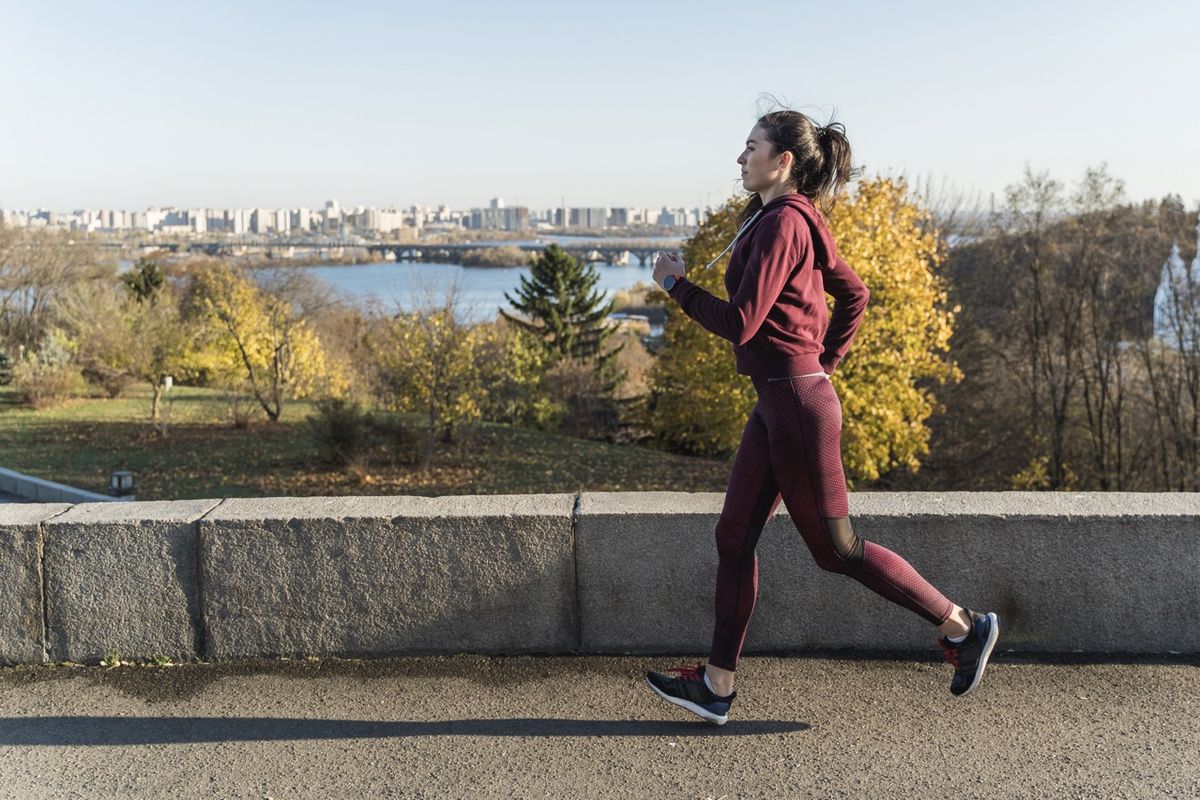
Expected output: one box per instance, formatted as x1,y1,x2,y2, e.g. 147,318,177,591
472,316,558,428
186,263,348,424
0,227,108,354
1142,214,1200,489
644,201,756,457
365,285,484,469
826,179,961,482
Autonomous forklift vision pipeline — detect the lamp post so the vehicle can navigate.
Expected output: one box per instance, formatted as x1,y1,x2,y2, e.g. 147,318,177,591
108,470,136,500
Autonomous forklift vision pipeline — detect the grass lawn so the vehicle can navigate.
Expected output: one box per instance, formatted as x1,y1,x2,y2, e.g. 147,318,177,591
0,383,733,499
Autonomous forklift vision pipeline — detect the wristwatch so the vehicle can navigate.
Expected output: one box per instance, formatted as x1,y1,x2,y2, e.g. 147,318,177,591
663,274,682,291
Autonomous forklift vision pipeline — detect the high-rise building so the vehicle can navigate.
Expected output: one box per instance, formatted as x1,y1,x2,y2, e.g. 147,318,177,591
293,208,312,233
569,207,607,229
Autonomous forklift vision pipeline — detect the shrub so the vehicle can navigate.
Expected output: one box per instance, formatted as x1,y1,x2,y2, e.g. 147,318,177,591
11,329,85,409
12,359,86,409
366,411,424,467
306,396,372,467
543,356,621,441
80,365,135,399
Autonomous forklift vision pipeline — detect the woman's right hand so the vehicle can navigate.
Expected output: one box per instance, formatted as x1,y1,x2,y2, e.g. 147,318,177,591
653,251,687,288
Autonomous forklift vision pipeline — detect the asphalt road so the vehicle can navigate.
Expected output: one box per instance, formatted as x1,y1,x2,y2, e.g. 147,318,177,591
0,653,1197,799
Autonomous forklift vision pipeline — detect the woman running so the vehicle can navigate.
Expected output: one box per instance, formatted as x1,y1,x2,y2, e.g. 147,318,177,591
643,109,999,725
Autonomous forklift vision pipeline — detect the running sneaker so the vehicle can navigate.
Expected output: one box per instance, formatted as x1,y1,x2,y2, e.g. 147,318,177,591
937,609,1000,697
644,662,736,725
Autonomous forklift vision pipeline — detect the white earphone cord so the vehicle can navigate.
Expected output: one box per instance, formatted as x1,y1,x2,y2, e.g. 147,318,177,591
703,209,764,270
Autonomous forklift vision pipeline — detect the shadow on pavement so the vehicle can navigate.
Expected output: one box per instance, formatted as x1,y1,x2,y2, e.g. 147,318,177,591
0,716,810,745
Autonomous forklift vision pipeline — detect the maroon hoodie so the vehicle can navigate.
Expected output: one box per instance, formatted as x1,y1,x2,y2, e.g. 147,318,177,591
666,192,870,379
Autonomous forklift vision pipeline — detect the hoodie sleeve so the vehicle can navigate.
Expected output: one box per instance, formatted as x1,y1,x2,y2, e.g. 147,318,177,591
666,211,803,346
817,252,870,374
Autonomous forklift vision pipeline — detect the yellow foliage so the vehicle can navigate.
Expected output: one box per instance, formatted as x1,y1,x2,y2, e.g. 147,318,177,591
826,178,962,482
472,317,559,427
366,308,483,438
188,265,349,419
646,202,755,455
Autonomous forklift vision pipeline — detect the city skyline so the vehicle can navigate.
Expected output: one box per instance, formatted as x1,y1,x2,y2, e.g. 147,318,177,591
1,197,710,235
4,2,1199,211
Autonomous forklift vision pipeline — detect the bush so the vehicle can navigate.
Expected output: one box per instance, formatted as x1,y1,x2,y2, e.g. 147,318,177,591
543,356,621,441
366,411,424,467
11,329,85,409
306,397,372,467
80,365,135,399
12,359,86,409
0,351,13,385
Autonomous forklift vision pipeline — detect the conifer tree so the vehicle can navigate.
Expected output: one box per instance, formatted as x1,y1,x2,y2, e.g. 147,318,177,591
121,257,166,304
500,244,624,373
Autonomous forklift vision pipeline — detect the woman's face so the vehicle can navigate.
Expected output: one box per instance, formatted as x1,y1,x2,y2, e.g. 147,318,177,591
738,125,791,193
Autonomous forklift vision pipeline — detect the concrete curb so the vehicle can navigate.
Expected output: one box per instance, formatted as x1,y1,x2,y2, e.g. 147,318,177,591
1,492,1197,664
0,466,120,504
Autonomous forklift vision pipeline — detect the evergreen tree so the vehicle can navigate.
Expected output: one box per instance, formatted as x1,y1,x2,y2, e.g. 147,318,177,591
500,244,625,373
122,258,166,304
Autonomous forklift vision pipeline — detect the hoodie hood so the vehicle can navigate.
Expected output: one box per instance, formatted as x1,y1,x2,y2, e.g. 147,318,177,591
755,193,838,269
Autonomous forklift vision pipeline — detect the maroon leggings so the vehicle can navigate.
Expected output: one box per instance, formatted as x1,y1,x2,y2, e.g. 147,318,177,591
708,373,955,671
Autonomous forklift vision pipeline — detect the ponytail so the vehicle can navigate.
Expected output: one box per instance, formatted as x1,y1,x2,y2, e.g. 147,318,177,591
810,121,856,212
748,110,863,216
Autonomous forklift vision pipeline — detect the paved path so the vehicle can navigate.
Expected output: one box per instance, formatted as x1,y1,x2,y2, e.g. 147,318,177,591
0,654,1197,799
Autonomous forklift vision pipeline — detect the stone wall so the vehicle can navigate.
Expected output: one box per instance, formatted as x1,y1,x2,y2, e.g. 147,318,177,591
2,492,1196,664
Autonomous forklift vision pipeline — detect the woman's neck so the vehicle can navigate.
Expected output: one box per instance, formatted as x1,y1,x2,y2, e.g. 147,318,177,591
758,182,798,207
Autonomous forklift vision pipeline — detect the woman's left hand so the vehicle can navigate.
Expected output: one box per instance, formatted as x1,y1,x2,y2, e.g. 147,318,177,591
653,251,687,288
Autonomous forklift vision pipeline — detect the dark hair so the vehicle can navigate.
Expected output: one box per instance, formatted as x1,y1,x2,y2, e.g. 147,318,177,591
738,110,861,226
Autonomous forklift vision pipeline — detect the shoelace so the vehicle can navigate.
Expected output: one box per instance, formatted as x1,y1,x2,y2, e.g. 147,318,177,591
665,662,705,682
937,637,960,668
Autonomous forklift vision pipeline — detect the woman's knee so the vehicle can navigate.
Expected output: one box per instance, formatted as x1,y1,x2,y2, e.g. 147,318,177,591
714,516,756,563
810,516,864,573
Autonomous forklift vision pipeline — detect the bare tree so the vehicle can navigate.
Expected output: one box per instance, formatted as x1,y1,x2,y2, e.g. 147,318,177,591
1140,217,1200,489
0,227,110,353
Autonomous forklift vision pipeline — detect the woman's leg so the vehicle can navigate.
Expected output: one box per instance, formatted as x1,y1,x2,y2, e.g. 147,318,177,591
707,400,782,687
763,376,957,626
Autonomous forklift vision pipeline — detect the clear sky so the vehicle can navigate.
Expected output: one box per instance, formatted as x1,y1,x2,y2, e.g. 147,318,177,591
3,0,1198,212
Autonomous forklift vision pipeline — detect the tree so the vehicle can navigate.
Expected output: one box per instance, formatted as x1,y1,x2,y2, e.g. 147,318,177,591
365,284,484,469
926,174,1196,492
1142,214,1200,489
472,316,558,428
0,227,108,354
121,257,166,304
500,244,624,373
645,200,756,457
186,263,348,423
825,179,961,482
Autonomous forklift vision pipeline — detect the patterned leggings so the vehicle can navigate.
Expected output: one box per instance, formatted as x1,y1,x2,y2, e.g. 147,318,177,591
708,372,955,671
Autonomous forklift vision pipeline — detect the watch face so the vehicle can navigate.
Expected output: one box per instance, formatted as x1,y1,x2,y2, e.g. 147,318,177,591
664,275,676,290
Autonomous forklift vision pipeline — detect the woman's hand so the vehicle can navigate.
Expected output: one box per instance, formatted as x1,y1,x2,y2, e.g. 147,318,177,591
653,251,687,289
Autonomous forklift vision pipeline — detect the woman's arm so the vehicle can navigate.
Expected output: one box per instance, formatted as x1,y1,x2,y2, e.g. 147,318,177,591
817,252,870,374
667,213,803,346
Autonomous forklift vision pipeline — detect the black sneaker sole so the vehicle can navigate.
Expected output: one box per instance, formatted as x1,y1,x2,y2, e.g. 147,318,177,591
643,677,729,725
957,612,1000,697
